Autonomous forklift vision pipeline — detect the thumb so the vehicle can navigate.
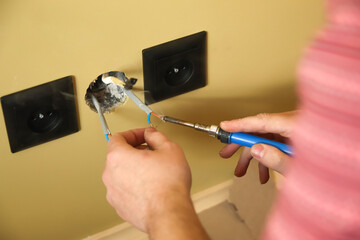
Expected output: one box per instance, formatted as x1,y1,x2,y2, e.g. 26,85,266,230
250,144,290,174
144,128,170,150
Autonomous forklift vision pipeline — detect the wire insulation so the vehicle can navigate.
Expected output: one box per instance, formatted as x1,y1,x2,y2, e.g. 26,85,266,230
148,112,163,126
147,113,152,124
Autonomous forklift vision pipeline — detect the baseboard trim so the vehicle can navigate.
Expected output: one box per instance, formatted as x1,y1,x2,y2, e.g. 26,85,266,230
192,179,233,213
83,179,233,240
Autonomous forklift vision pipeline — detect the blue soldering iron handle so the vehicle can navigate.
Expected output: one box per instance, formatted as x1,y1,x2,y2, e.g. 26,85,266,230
217,129,293,156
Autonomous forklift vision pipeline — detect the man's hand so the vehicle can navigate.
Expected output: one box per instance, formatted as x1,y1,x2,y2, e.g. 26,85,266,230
219,111,297,183
102,128,210,239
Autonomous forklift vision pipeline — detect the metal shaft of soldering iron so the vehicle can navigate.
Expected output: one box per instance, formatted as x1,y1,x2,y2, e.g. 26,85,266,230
162,116,219,137
162,116,196,128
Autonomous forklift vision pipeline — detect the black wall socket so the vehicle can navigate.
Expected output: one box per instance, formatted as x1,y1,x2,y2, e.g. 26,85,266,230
142,31,207,105
1,76,79,153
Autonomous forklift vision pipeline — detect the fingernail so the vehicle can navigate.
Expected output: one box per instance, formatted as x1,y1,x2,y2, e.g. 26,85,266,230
146,127,156,133
251,144,264,159
220,121,227,128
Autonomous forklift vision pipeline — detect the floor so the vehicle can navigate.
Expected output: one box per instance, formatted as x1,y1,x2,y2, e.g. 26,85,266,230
198,161,276,240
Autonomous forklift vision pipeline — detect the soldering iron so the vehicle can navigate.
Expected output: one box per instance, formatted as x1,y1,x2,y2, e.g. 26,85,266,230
161,116,293,156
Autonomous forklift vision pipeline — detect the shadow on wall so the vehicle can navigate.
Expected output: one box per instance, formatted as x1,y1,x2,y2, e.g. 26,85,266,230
146,81,297,124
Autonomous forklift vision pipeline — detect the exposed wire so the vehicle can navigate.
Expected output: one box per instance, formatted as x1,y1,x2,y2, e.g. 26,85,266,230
148,112,163,125
151,112,162,120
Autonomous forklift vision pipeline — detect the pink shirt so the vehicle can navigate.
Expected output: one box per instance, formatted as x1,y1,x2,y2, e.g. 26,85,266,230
262,1,360,239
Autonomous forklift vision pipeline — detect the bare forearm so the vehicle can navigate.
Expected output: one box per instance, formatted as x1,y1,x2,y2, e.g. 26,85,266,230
148,190,210,240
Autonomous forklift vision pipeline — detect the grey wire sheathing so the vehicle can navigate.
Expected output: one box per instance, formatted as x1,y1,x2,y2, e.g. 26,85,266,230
91,94,111,135
123,88,153,115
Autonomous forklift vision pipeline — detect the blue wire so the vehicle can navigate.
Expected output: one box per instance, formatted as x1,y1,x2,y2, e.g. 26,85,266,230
147,112,152,124
105,134,109,142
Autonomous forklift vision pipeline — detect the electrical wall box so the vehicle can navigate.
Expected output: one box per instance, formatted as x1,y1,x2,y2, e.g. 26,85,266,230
1,76,79,153
142,31,207,105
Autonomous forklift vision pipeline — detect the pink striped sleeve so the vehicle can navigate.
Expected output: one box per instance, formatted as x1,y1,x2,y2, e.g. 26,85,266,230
262,1,360,239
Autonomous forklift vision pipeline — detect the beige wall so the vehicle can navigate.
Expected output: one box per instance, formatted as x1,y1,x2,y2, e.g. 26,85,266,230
0,0,324,239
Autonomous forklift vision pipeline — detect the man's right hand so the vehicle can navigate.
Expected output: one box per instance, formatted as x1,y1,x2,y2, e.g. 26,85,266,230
102,128,210,240
219,111,297,183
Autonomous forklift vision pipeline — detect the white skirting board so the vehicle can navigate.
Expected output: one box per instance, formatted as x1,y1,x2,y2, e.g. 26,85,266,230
83,179,233,240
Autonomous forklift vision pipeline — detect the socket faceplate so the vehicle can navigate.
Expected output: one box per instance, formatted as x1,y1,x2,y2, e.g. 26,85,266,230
142,31,207,105
1,76,79,153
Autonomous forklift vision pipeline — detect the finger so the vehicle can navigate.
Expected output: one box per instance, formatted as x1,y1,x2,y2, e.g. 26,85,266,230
219,143,241,158
220,112,295,137
250,144,291,174
144,127,171,150
108,129,146,152
234,147,252,177
258,163,270,184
